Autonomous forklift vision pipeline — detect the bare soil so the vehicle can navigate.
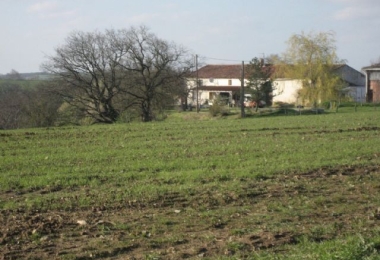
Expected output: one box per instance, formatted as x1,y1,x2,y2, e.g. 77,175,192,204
2,165,380,259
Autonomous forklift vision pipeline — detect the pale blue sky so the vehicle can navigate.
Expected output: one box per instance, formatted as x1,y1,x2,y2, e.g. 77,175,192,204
1,0,379,74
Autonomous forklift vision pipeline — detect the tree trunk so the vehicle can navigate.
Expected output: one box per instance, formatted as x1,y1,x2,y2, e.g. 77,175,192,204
141,101,153,122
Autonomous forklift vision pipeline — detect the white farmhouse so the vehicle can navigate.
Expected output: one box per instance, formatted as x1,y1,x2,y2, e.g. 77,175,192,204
186,64,365,107
186,64,247,107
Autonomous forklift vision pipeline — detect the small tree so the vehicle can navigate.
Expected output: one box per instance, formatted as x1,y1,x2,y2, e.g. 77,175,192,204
246,57,275,111
282,31,345,107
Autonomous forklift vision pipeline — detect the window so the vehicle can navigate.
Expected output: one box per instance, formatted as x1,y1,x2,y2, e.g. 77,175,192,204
228,79,232,85
209,92,217,100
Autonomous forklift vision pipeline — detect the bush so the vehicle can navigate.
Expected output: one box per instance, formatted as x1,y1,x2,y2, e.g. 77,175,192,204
209,97,229,117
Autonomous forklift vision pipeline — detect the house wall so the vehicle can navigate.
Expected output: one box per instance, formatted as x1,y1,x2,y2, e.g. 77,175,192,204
200,78,243,86
272,79,303,104
272,78,365,104
346,86,366,103
335,65,365,86
367,71,380,102
335,65,365,102
370,80,380,102
369,71,380,80
195,90,232,105
187,77,243,106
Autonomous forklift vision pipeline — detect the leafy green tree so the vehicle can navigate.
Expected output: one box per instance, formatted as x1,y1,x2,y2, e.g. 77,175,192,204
246,57,275,111
282,31,345,107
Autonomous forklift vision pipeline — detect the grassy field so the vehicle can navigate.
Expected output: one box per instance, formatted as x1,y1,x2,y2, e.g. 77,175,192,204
1,107,380,259
0,78,44,89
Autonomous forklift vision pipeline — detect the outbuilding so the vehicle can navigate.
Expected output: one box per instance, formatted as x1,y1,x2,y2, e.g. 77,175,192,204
362,64,380,103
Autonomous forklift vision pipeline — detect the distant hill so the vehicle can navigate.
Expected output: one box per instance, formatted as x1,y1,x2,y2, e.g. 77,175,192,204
0,72,54,90
0,72,52,80
21,72,53,80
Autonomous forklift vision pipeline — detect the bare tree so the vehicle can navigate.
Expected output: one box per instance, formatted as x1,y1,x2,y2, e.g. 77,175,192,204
42,30,133,123
42,26,193,123
115,26,193,121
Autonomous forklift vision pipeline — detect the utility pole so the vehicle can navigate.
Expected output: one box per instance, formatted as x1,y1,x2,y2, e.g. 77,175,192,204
195,54,199,113
240,61,245,118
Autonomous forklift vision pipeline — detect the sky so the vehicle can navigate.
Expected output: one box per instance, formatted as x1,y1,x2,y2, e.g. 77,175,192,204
1,0,379,74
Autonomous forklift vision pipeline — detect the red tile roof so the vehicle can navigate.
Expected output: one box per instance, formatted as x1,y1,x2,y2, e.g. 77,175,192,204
192,64,275,79
193,64,245,79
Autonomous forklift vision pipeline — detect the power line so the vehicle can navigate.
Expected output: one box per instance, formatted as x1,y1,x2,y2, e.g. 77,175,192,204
202,56,251,63
201,53,267,63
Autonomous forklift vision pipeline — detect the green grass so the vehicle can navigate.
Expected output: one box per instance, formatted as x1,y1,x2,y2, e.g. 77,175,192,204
0,78,44,89
1,108,379,207
1,107,380,258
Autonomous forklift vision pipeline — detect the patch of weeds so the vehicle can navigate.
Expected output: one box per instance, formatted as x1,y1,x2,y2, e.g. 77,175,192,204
30,231,42,244
309,226,332,242
97,224,112,235
163,220,177,226
254,172,272,180
217,174,231,182
286,235,380,260
231,228,249,236
266,201,289,213
114,223,131,232
227,241,249,253
144,253,162,260
210,215,228,228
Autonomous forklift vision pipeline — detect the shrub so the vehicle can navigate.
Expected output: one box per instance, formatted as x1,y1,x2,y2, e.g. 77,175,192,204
209,97,229,117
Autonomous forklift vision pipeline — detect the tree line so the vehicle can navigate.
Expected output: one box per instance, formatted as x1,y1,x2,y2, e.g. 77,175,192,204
0,27,347,129
0,81,62,129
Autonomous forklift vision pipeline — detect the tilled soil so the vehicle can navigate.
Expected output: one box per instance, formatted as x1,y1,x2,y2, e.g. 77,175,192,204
1,165,380,259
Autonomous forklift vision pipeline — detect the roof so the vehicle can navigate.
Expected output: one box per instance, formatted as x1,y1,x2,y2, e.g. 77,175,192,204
192,64,363,83
192,64,245,79
362,64,380,71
